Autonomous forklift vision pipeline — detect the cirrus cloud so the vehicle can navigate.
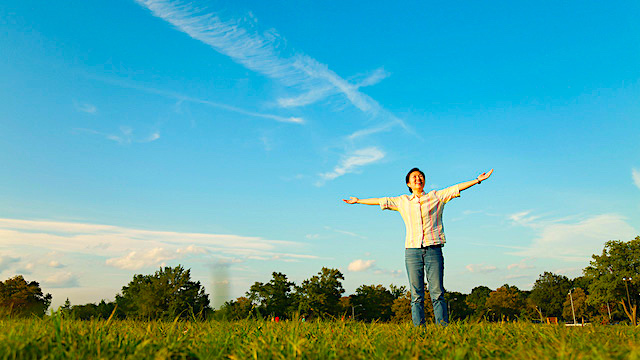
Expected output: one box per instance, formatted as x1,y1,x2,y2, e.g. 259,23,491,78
317,147,385,185
633,168,640,190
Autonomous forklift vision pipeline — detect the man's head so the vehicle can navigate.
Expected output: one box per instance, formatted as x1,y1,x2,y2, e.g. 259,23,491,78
405,167,425,194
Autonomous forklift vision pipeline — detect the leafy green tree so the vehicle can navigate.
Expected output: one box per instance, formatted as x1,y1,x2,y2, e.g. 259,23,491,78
445,291,471,321
485,284,525,321
517,290,543,321
583,237,640,323
563,288,587,323
60,298,72,316
390,291,412,323
217,296,253,320
571,276,592,292
72,303,99,320
115,265,210,320
96,300,118,319
529,272,571,319
350,284,395,322
0,275,52,317
294,267,344,318
246,272,295,318
70,300,117,320
466,285,491,318
389,284,407,299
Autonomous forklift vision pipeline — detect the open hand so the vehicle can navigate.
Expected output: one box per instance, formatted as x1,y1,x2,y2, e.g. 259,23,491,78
343,197,359,204
478,169,494,182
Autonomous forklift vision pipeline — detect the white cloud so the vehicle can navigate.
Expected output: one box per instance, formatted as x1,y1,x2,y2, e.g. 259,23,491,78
348,259,376,272
0,218,315,268
508,211,542,228
88,74,305,124
465,264,498,273
507,259,534,270
0,255,20,271
176,245,207,255
44,272,79,288
633,168,640,190
324,226,367,239
15,262,34,275
135,0,384,114
106,247,177,270
48,261,64,268
317,147,385,184
75,102,97,114
143,132,161,142
373,269,403,277
346,115,408,141
104,245,207,270
509,213,637,262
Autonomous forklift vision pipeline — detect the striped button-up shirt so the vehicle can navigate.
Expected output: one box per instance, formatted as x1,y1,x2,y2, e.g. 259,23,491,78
379,185,460,248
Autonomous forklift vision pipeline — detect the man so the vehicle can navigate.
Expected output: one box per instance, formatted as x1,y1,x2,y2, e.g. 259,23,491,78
343,168,493,325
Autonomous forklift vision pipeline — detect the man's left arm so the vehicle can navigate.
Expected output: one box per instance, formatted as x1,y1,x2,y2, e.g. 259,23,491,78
458,169,494,191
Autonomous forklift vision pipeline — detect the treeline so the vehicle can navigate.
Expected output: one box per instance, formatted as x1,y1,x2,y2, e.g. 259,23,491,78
1,237,638,324
1,266,209,320
220,237,639,324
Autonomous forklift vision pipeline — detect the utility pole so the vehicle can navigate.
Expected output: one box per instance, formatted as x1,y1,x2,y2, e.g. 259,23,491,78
568,289,576,325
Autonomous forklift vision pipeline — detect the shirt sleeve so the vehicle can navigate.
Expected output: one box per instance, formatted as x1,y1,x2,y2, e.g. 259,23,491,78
379,196,401,211
435,185,460,203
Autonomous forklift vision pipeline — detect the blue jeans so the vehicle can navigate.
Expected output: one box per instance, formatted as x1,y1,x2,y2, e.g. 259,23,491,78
405,246,448,326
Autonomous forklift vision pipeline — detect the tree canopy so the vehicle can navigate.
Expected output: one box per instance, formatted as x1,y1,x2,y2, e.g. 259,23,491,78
485,284,524,320
584,237,640,308
246,272,295,318
529,272,571,318
294,267,345,318
350,284,395,322
115,265,210,320
0,275,52,317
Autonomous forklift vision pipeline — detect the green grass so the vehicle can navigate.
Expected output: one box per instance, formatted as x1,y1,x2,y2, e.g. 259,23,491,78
1,316,639,359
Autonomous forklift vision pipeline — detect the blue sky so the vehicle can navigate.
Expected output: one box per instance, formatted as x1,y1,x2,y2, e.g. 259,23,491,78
1,0,639,309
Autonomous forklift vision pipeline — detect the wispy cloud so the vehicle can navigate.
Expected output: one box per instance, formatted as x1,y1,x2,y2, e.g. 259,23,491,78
348,259,376,272
508,212,637,262
74,101,97,114
317,147,385,185
633,168,640,189
324,226,367,239
106,245,208,270
44,272,80,288
0,254,20,272
107,247,184,270
465,264,498,273
0,218,314,266
74,126,161,144
135,0,410,184
506,259,535,270
48,260,64,268
145,131,161,142
508,211,543,228
87,74,304,124
135,0,386,115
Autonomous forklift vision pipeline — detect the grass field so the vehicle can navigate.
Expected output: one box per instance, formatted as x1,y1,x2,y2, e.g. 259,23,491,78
1,315,639,359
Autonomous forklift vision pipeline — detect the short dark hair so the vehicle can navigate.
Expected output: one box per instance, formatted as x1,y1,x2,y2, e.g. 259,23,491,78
405,167,425,193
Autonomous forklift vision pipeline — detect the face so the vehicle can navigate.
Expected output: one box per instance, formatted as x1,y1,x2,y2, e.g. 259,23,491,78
406,170,425,193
